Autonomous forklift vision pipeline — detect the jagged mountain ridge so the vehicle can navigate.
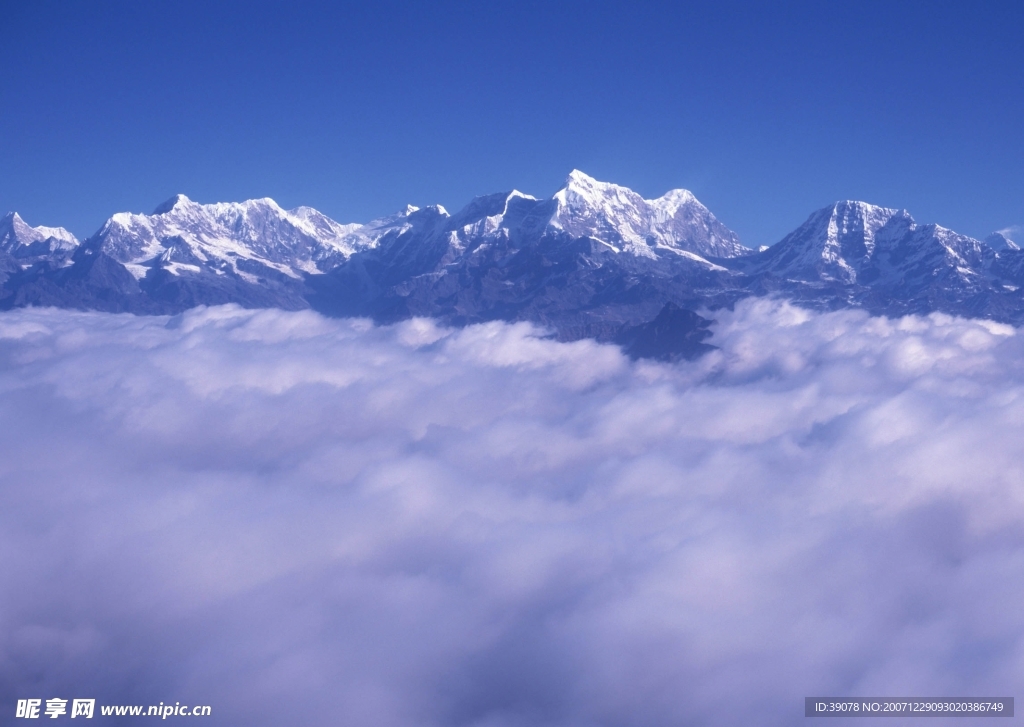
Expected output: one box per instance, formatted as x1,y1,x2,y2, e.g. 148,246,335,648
92,194,378,279
742,200,994,289
309,172,750,337
3,172,1024,360
0,212,79,269
986,231,1020,251
1,196,443,312
550,170,747,259
732,200,1024,320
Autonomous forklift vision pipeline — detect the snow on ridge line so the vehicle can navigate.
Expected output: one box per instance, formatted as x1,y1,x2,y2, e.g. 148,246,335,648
0,211,80,248
11,171,750,289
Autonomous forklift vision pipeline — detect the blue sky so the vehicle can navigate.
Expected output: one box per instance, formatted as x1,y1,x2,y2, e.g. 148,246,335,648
2,0,1022,248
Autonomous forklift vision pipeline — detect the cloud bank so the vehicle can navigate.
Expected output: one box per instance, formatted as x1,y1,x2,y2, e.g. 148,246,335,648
2,300,1023,725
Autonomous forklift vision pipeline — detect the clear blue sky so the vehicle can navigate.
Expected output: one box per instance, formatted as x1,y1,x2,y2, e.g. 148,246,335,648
2,0,1022,248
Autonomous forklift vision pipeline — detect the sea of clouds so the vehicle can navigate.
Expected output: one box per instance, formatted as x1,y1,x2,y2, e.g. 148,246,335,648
1,299,1023,726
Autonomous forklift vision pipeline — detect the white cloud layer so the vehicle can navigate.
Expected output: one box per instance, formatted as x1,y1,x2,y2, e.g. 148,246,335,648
2,300,1024,725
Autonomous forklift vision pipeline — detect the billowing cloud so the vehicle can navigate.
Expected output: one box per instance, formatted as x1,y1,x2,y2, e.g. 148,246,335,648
2,300,1024,725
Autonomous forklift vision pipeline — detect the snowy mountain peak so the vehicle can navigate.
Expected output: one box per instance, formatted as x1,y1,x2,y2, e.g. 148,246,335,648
450,190,538,227
828,200,901,225
359,205,421,227
559,170,693,211
745,200,996,287
152,194,194,215
822,201,908,254
549,171,747,259
90,195,382,282
986,231,1020,251
751,200,912,282
833,199,894,213
565,168,601,187
0,211,79,258
246,197,285,211
0,211,27,236
556,170,635,209
653,187,697,206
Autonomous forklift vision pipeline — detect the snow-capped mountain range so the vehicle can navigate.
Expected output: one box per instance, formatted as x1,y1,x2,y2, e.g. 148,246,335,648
96,194,368,280
3,171,1022,358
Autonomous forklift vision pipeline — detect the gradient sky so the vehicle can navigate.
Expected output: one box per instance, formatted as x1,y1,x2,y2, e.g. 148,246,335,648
2,0,1022,248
